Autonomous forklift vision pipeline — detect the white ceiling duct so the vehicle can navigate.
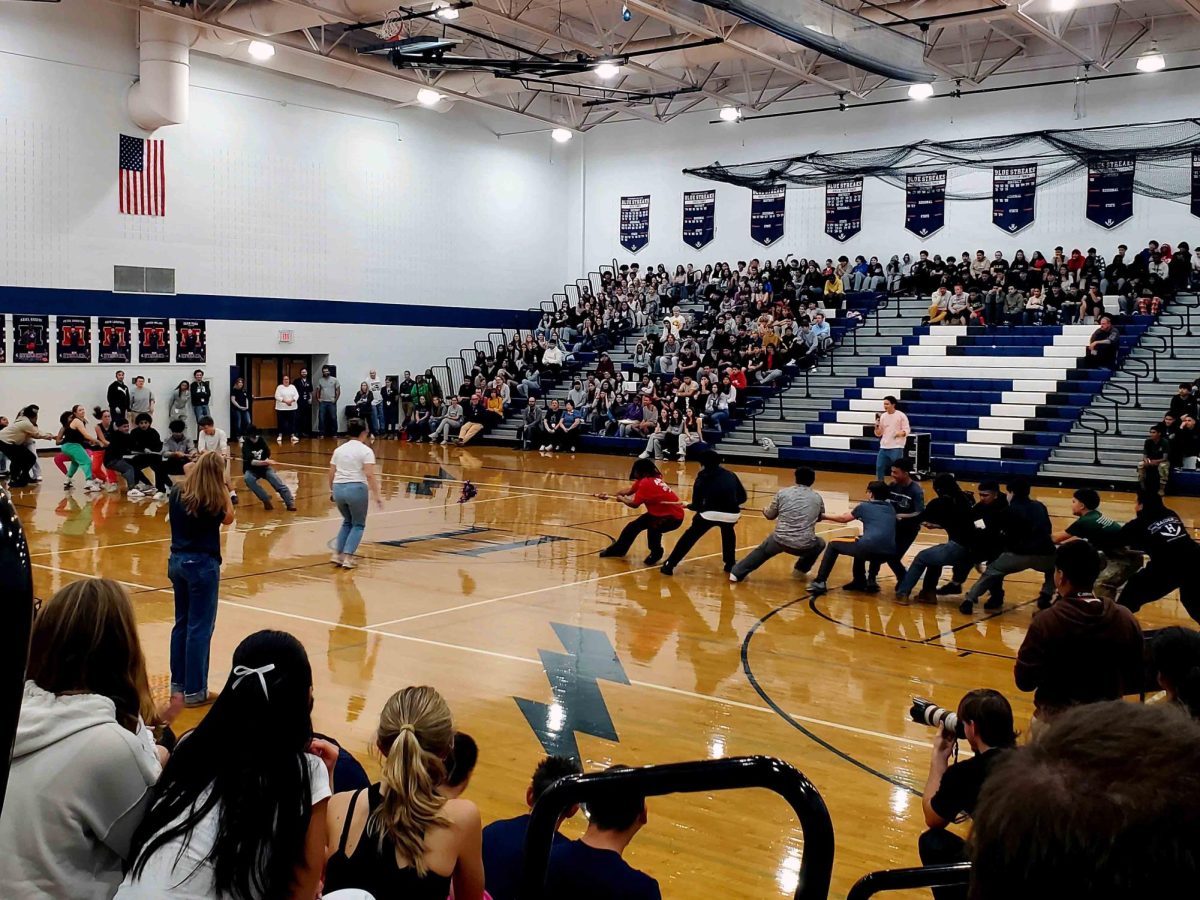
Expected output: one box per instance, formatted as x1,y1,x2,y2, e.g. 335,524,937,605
128,11,199,131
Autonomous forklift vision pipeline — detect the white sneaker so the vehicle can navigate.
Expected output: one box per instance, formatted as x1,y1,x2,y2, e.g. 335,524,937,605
153,491,167,501
638,451,650,459
277,435,283,444
127,488,145,499
83,481,100,493
103,482,119,492
63,481,74,490
330,552,343,565
340,556,359,569
290,436,299,444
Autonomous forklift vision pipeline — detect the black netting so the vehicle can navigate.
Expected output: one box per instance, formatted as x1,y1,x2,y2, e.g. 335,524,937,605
683,118,1200,202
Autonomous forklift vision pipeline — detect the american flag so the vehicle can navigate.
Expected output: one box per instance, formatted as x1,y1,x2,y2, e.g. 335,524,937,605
119,134,165,216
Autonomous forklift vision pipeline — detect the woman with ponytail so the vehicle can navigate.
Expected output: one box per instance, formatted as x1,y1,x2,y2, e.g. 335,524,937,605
323,686,484,900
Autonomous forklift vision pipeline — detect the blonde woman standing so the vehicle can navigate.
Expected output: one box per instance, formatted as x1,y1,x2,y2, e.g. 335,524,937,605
323,686,484,900
168,451,234,708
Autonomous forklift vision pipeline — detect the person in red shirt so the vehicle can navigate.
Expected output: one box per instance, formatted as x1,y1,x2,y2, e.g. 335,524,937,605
595,458,685,565
728,367,748,391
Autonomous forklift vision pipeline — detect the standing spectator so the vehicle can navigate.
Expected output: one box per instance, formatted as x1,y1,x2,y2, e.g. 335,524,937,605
730,466,826,583
295,367,313,437
352,382,375,435
1014,541,1143,723
189,369,210,430
129,375,155,423
316,366,341,438
482,756,583,900
229,377,251,443
517,398,545,451
1138,424,1170,495
545,765,661,900
1119,490,1200,624
1052,489,1141,602
274,374,300,445
0,406,55,488
366,369,385,437
961,478,1056,614
873,396,909,480
241,426,295,510
1083,315,1119,369
167,382,192,435
398,370,416,424
107,370,131,420
382,376,401,439
432,396,464,445
595,458,685,565
918,689,1016,900
660,450,747,576
328,419,383,569
167,451,234,707
809,480,898,595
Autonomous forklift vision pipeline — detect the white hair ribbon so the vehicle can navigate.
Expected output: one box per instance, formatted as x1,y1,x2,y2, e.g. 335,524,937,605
231,663,276,699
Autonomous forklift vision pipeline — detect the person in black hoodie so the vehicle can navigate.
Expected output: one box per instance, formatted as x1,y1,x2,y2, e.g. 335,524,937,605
107,371,132,421
961,478,1055,614
126,412,170,496
894,473,977,603
935,481,1007,598
1118,491,1200,624
241,426,296,511
660,450,747,576
102,416,154,497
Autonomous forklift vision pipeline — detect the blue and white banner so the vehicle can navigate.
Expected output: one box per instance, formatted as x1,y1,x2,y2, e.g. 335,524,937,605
992,164,1037,234
1086,157,1135,229
619,194,650,253
1192,151,1200,219
750,186,786,246
682,190,716,249
824,177,863,242
905,171,946,238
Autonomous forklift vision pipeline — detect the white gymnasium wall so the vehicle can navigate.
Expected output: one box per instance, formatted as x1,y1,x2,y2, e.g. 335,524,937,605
0,0,574,432
574,69,1200,271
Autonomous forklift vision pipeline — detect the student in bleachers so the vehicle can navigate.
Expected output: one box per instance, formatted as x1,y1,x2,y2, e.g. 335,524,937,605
119,630,335,899
482,756,583,900
323,686,484,900
1138,424,1171,496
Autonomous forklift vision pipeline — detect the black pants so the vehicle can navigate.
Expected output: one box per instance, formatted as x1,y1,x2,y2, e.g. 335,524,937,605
297,401,312,436
607,513,682,557
131,454,172,492
554,427,582,452
1120,556,1200,625
665,515,738,569
277,409,297,438
0,442,36,486
868,518,919,583
917,829,969,900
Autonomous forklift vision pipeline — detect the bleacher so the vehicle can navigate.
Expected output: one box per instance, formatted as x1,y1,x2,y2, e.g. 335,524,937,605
781,322,1149,477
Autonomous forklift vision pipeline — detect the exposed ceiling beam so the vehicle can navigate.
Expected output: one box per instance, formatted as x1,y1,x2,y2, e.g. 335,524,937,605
1172,0,1200,22
1002,2,1095,67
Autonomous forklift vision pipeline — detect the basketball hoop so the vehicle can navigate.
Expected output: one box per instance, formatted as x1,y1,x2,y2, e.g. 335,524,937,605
373,9,404,41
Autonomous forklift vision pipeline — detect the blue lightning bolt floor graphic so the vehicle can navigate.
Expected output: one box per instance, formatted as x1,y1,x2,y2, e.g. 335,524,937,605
514,623,630,762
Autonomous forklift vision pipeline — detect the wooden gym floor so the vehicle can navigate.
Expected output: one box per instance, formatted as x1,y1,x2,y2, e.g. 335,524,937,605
16,441,1200,899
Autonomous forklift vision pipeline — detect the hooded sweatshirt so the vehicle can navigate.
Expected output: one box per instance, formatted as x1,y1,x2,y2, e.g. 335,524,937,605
0,681,161,899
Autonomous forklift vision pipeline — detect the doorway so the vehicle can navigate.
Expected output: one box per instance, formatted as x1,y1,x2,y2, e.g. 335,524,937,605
237,355,313,431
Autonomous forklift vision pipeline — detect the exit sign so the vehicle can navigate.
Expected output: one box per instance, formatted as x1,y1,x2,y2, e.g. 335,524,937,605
278,329,294,343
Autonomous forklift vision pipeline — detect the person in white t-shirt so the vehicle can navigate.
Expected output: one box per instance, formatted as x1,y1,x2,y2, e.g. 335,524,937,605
117,630,337,900
874,395,910,480
328,419,383,569
274,375,301,445
196,416,238,506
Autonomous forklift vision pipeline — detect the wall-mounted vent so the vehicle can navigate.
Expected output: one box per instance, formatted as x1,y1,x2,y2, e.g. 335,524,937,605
114,265,176,295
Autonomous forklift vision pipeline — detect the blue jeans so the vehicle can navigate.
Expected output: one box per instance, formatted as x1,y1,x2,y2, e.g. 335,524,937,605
333,482,369,556
244,467,294,506
168,551,221,702
370,404,384,435
895,541,971,595
319,401,338,437
230,407,252,440
876,447,904,480
192,404,210,423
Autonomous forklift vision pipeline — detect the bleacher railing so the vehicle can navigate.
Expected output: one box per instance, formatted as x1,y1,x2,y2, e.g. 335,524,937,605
518,756,835,900
846,863,971,899
1077,407,1110,465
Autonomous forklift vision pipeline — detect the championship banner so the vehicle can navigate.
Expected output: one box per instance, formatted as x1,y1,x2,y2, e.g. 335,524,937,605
56,316,92,364
12,315,49,364
619,195,650,253
1086,157,1135,229
1192,151,1200,219
992,164,1037,234
750,186,786,246
98,317,132,364
0,317,6,364
138,317,170,363
682,190,715,249
824,177,863,242
176,318,207,363
905,171,946,238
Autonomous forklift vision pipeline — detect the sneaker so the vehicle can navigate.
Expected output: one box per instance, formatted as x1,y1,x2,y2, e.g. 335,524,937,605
330,552,344,565
290,436,300,444
863,580,881,593
340,556,359,569
729,573,741,583
153,491,167,501
809,580,829,595
277,435,283,444
597,546,623,558
916,588,939,604
959,599,975,614
83,481,101,493
984,595,1004,611
127,488,145,499
230,492,238,506
63,481,74,490
638,451,650,459
841,580,871,592
659,564,674,576
103,482,119,492
540,444,551,451
285,503,297,512
935,582,963,595
894,590,910,603
262,498,274,510
644,551,663,566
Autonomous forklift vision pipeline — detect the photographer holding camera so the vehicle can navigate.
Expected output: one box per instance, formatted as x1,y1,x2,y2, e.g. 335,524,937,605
918,689,1017,899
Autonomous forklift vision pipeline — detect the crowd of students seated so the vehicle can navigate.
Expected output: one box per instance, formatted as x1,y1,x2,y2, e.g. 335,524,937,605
0,576,665,900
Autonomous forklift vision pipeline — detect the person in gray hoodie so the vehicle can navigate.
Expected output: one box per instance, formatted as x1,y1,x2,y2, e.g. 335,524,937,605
0,578,169,899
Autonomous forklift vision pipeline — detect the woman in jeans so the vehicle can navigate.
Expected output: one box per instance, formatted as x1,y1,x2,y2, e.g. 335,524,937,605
328,419,382,569
229,377,252,442
168,451,234,707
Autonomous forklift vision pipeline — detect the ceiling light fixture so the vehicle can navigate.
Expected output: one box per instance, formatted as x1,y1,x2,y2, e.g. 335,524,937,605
551,128,573,143
719,105,742,122
416,87,443,106
1048,0,1076,12
594,61,621,80
1136,42,1166,72
907,82,934,100
247,40,276,61
434,2,459,19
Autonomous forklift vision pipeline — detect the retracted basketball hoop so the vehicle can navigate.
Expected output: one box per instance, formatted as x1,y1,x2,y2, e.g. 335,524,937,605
374,9,404,41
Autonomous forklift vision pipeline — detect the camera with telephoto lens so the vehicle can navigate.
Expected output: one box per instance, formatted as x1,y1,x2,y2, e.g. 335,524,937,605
910,697,965,739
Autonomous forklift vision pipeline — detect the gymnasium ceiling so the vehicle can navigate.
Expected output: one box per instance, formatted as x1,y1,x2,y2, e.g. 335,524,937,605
125,0,1200,130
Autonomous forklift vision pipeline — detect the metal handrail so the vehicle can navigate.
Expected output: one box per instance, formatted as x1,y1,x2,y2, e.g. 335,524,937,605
1121,357,1150,408
1139,334,1168,383
1077,407,1110,465
846,864,972,900
1157,312,1184,359
519,756,834,900
1171,291,1200,337
1099,380,1130,435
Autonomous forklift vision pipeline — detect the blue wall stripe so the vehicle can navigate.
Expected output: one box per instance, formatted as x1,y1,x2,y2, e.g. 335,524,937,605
0,285,539,330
